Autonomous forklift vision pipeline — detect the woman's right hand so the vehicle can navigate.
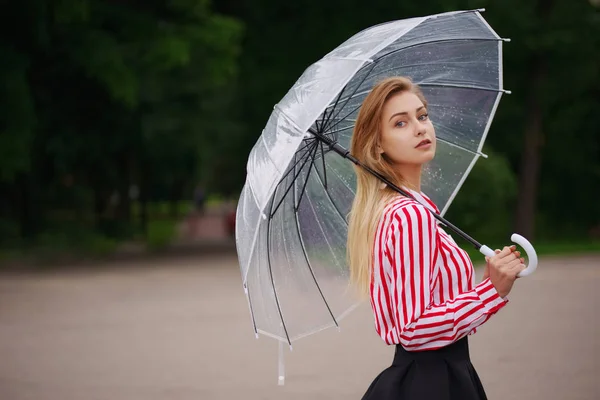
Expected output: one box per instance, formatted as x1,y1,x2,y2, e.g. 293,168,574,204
485,245,526,298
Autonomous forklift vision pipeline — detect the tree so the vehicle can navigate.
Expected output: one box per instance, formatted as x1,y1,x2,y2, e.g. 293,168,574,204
0,0,243,245
217,0,600,241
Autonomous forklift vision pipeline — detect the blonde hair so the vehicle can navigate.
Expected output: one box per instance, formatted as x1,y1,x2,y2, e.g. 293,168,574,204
347,76,428,297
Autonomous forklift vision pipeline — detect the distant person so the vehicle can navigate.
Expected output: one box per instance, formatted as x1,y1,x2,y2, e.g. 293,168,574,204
187,185,207,238
224,197,237,238
193,185,206,216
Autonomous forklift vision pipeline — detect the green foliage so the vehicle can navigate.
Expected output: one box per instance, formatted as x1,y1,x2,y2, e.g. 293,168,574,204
146,219,178,251
0,0,243,252
218,0,600,239
0,0,598,259
0,46,35,180
445,149,518,243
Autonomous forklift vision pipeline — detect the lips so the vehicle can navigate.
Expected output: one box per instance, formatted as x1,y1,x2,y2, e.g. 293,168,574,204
416,139,431,148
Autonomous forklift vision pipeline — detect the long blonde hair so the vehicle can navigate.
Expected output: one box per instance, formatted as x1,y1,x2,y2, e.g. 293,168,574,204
347,76,428,297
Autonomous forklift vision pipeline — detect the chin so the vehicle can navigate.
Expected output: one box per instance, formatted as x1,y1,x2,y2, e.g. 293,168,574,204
419,151,436,164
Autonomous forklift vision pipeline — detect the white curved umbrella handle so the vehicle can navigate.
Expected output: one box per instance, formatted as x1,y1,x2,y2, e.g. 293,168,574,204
479,233,538,277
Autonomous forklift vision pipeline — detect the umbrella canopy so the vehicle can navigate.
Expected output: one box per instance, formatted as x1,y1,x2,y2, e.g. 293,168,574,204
235,9,533,350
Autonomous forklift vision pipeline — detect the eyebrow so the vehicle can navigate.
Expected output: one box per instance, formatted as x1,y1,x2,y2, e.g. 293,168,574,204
388,106,426,122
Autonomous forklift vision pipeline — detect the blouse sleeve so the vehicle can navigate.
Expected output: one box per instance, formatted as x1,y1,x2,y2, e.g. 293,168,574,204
387,203,507,351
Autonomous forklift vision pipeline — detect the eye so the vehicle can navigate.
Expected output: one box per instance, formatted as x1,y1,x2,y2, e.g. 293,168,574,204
418,113,429,121
395,121,407,128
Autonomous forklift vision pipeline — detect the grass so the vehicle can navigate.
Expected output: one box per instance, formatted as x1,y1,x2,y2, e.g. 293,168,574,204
0,217,181,266
0,198,237,266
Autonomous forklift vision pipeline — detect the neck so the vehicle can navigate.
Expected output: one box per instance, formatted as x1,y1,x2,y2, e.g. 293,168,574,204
396,164,422,192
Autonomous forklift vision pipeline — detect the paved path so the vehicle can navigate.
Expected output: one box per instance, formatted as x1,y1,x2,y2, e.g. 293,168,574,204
0,254,598,400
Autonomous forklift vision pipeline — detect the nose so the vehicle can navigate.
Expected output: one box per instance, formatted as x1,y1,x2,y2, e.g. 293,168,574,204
415,124,426,136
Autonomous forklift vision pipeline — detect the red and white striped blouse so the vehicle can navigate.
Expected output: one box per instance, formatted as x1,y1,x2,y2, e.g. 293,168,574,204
370,189,507,350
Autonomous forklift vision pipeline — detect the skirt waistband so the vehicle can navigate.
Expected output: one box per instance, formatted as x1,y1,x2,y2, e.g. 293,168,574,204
393,337,471,365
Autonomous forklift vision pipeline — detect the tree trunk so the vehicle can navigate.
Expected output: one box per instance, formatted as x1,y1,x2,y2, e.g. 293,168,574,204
169,181,183,219
17,174,34,239
116,154,132,223
139,189,148,237
514,0,553,240
514,59,546,239
93,186,106,228
138,165,148,237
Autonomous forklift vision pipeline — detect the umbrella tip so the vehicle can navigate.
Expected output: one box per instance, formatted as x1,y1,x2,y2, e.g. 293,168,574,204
503,90,512,95
502,38,511,42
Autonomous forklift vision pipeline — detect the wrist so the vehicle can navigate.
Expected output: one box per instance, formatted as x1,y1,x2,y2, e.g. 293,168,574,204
475,278,508,313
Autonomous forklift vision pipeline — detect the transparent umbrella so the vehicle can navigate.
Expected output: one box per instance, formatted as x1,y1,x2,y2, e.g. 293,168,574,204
234,8,538,384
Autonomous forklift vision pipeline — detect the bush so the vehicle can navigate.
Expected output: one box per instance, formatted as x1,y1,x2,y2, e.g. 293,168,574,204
145,219,177,251
444,148,518,247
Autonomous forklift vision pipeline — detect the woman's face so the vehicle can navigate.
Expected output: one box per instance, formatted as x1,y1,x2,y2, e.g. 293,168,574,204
379,91,436,166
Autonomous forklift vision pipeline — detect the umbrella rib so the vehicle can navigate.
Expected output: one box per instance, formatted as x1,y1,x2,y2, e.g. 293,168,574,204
271,142,318,217
274,140,317,195
371,37,504,64
291,150,339,330
324,103,362,134
295,146,318,211
319,141,328,189
308,149,349,228
266,195,292,346
292,197,340,329
323,74,503,136
298,138,318,156
301,181,345,274
243,282,258,336
294,138,318,162
417,82,505,93
318,83,347,133
323,61,377,133
321,38,504,111
323,124,354,137
343,37,500,81
436,137,487,157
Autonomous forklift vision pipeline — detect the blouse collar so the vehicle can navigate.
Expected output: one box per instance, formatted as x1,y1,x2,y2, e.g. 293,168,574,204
402,187,440,214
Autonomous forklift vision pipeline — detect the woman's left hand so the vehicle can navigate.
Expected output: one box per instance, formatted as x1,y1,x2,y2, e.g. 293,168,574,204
482,248,522,281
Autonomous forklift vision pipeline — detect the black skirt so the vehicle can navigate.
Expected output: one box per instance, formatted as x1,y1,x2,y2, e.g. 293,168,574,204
361,338,487,400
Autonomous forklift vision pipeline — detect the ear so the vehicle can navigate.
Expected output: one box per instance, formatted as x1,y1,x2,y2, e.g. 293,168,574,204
376,144,384,154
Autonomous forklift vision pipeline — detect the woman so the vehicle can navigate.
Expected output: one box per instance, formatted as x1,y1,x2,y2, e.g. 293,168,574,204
346,76,525,400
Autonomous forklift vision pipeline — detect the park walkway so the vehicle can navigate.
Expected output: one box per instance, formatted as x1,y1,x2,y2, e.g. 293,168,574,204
0,253,598,399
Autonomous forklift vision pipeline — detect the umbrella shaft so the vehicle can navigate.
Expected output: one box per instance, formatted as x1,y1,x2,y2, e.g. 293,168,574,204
308,129,484,251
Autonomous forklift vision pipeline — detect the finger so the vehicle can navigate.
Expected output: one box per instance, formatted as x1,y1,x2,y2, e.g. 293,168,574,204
515,263,526,277
495,246,513,259
510,259,523,269
510,257,527,267
506,260,526,275
500,258,521,271
496,247,519,262
514,263,526,279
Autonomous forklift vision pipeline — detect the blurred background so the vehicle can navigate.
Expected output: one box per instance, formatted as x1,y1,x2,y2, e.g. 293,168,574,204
0,1,599,399
0,0,598,259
